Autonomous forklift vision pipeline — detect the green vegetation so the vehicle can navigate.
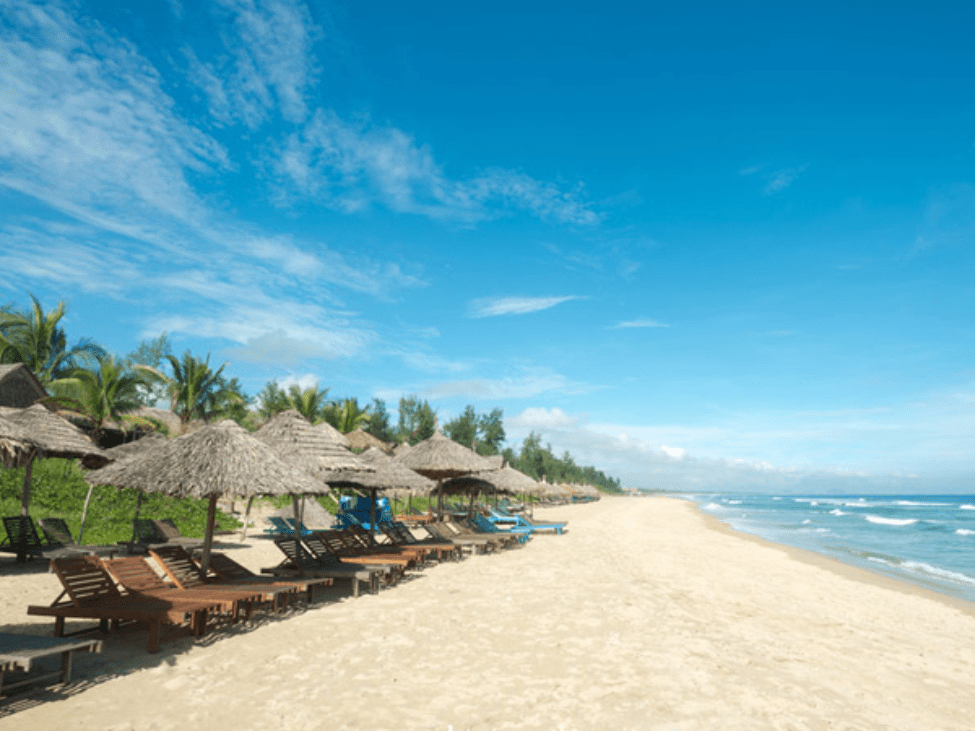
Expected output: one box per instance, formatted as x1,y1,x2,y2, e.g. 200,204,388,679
0,459,241,545
2,293,623,500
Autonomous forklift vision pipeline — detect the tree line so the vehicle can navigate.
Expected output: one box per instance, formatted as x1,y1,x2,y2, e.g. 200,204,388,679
1,294,621,493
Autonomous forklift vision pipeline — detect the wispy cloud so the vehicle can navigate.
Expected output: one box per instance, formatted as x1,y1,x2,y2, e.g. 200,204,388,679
740,163,808,195
468,295,584,318
763,165,808,195
185,0,321,128
418,369,600,400
270,110,600,225
608,319,670,329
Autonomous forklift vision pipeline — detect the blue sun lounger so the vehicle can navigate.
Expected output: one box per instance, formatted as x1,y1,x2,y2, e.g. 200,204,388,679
485,508,567,535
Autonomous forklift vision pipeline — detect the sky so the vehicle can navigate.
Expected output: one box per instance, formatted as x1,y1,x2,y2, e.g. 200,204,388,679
1,1,972,493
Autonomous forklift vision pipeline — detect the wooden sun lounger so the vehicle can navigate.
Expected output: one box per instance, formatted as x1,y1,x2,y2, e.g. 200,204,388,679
423,521,505,553
149,545,317,607
379,522,463,561
1,516,80,563
26,556,223,653
102,556,271,623
315,530,417,570
300,534,403,582
204,552,333,601
346,525,439,565
264,537,381,596
0,632,102,696
36,517,121,557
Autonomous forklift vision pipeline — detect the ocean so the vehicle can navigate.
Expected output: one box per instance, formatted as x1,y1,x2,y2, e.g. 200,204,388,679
685,493,975,605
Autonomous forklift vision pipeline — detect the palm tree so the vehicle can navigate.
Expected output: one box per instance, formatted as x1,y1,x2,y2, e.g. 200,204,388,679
0,294,105,388
286,384,331,422
325,397,372,433
53,355,147,442
138,351,238,430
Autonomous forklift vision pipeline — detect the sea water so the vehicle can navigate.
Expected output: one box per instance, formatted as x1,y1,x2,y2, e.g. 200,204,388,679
685,494,975,604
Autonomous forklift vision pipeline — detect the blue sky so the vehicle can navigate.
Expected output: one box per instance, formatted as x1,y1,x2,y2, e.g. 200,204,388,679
1,1,972,492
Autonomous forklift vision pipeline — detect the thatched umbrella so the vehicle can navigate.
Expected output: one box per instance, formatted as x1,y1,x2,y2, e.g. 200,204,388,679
0,404,109,517
83,432,168,544
0,414,33,468
313,419,349,446
339,446,435,518
255,410,374,537
395,430,497,518
344,427,392,454
86,420,328,570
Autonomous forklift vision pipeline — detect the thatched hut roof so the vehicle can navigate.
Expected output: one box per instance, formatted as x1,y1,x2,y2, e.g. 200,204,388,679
339,446,435,494
344,427,392,454
433,475,507,496
101,432,167,462
473,465,542,495
394,430,496,480
86,419,327,499
0,364,48,408
0,404,108,467
0,414,34,467
255,410,371,479
312,420,349,446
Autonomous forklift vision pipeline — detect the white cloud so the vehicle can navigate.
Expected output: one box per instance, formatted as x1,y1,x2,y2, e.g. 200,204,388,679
608,319,670,329
270,110,600,225
763,165,808,195
468,295,584,318
419,370,599,400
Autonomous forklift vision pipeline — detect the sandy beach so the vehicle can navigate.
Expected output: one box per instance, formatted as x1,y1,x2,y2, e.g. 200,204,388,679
2,496,974,730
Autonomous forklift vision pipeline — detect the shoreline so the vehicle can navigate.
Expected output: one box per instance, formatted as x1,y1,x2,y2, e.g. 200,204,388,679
690,498,975,619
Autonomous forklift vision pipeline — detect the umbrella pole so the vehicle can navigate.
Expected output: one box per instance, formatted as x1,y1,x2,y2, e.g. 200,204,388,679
291,494,303,574
241,495,255,540
77,483,95,544
369,488,377,539
130,491,144,545
200,495,218,572
20,456,34,517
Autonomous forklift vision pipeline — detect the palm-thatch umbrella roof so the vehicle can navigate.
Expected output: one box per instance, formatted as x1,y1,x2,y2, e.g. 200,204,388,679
344,427,392,454
0,414,33,468
394,429,496,480
474,465,542,495
312,419,349,446
0,404,108,466
101,432,168,461
86,419,330,568
434,475,508,496
1,404,110,520
254,410,372,479
344,446,435,494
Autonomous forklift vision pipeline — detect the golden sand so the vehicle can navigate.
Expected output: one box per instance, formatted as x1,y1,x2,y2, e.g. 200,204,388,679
2,497,973,730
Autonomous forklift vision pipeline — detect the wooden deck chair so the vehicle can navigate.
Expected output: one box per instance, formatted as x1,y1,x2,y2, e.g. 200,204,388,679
149,545,306,609
102,555,269,623
264,536,380,596
37,517,121,557
379,521,464,561
26,556,223,653
149,519,205,548
1,516,81,563
205,552,333,601
316,529,417,570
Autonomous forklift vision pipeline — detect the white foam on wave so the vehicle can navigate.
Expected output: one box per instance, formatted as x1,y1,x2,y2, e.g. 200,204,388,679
901,561,975,587
703,502,724,511
829,509,847,516
960,505,975,511
726,499,742,505
801,519,812,525
865,515,918,527
895,500,951,507
957,529,975,536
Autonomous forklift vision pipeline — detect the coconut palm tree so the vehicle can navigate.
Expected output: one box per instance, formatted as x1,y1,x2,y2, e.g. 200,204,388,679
325,397,372,433
53,355,147,442
138,351,239,430
0,294,105,388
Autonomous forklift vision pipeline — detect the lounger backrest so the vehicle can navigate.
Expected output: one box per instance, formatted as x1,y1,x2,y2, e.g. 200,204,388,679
150,519,183,542
103,556,171,592
207,553,255,581
348,525,379,548
133,519,163,544
389,522,419,544
1,515,45,552
309,531,352,559
50,556,125,606
37,517,76,547
273,536,319,569
150,545,207,589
